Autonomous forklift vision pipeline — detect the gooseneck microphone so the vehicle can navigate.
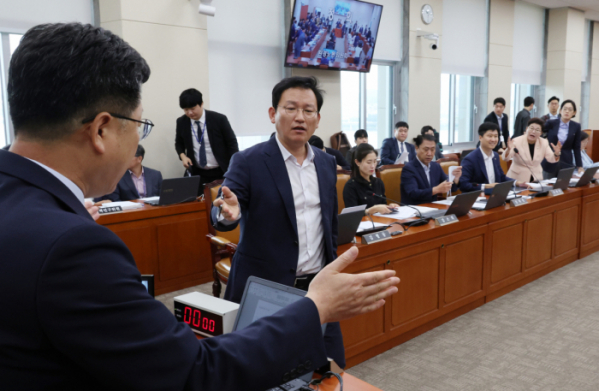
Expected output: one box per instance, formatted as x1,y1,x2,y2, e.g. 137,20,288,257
513,147,548,198
371,193,431,227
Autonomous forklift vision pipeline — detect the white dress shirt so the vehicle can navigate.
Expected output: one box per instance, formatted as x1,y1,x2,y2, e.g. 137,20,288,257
417,156,431,185
480,147,495,190
397,140,409,162
191,110,219,169
27,158,85,204
275,136,325,276
496,114,505,144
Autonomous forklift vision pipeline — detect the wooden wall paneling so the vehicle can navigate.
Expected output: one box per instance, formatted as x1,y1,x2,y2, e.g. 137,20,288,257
580,195,599,258
490,223,523,285
523,214,553,270
443,235,485,306
553,204,580,258
591,130,599,162
341,264,387,357
109,225,157,274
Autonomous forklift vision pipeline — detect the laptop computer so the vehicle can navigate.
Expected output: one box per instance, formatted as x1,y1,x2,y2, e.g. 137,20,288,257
421,190,481,219
144,176,200,206
569,166,599,188
552,167,575,191
338,205,369,245
232,276,326,391
471,181,515,211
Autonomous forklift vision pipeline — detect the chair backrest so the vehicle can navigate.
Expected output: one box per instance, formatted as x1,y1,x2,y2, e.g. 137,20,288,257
460,149,475,164
336,170,351,213
439,153,459,162
204,180,240,243
499,155,509,174
377,164,404,204
440,161,458,176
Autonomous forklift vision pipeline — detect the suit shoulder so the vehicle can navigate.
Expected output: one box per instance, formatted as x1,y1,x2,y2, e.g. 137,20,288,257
144,166,162,176
206,110,227,121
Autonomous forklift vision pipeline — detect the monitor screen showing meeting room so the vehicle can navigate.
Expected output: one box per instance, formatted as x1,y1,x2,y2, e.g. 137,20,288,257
285,0,383,72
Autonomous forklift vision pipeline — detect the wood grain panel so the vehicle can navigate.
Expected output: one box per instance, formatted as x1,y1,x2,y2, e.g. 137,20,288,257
524,214,553,269
490,224,523,284
390,249,440,327
582,199,599,245
340,265,385,349
157,218,205,281
444,235,484,305
111,226,157,274
554,205,579,257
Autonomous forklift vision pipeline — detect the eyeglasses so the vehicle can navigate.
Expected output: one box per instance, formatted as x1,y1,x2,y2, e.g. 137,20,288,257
278,106,318,119
528,127,542,133
81,113,154,141
561,107,574,113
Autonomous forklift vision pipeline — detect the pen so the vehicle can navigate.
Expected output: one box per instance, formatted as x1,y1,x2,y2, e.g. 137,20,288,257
218,194,225,219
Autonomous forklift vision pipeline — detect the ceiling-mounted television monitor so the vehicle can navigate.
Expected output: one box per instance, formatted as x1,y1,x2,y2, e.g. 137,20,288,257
285,0,383,73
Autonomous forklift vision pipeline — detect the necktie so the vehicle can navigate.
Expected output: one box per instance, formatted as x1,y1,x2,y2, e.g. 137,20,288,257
195,121,207,168
400,142,404,154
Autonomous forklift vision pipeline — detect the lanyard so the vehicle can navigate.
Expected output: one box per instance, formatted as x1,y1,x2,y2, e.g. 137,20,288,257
191,120,207,146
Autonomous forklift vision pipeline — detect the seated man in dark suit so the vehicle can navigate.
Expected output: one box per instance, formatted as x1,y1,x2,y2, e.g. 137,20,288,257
175,88,239,190
401,134,462,205
421,126,444,161
345,129,368,164
308,135,350,170
460,123,527,195
94,145,162,202
0,23,399,390
380,121,417,165
479,97,509,153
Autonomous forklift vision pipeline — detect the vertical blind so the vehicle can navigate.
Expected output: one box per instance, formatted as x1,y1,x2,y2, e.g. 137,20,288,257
442,0,488,77
512,1,545,85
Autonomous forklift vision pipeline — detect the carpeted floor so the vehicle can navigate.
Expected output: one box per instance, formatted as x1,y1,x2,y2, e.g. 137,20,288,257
157,252,599,390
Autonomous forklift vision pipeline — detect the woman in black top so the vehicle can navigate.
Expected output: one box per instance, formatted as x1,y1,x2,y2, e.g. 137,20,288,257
343,143,399,215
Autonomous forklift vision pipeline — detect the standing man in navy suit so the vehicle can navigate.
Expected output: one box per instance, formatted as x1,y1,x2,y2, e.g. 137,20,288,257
380,121,417,165
401,134,462,205
460,123,527,195
95,145,162,202
174,88,239,190
0,23,399,390
481,97,510,153
211,76,346,368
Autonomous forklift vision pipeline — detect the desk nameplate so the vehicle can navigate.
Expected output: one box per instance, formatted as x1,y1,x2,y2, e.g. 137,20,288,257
434,214,458,226
361,230,392,245
510,197,527,207
549,188,564,197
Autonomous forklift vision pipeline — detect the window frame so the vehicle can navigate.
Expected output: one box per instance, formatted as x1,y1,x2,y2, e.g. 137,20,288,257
440,73,478,149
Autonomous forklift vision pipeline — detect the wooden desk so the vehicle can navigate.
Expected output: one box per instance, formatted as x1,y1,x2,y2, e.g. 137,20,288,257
339,185,599,368
97,201,211,295
312,372,381,390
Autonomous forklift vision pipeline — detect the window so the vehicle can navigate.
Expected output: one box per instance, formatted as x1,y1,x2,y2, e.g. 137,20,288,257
341,63,394,149
510,83,538,126
0,33,23,148
439,74,476,146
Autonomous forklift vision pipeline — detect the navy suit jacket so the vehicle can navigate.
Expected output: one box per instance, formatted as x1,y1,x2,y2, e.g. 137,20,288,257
95,166,162,202
0,149,328,390
482,112,510,152
541,119,582,173
380,138,417,166
460,148,513,195
401,159,458,205
325,147,351,170
210,137,345,367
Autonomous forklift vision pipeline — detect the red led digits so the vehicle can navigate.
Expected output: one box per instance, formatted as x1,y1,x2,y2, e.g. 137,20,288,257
183,307,192,324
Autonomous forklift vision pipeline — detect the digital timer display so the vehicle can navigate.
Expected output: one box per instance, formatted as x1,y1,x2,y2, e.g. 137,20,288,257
174,301,224,337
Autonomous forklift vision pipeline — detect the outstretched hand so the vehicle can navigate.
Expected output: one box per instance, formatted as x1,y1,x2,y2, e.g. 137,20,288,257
213,186,240,221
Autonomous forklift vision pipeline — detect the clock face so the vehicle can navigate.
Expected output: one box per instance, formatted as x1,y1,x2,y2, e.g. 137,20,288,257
421,4,434,25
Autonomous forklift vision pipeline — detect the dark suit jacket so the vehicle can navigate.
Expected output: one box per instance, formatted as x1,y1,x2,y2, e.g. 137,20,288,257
0,149,328,390
513,109,531,138
380,138,417,166
95,166,162,202
483,112,510,151
325,147,350,170
174,110,239,173
209,137,345,367
541,119,582,173
460,148,513,195
401,159,458,205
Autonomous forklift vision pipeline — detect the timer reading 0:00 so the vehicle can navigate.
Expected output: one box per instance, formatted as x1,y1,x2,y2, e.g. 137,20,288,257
183,307,216,333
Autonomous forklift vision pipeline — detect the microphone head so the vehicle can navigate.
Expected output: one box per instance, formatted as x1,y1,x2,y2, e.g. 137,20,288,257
514,148,519,154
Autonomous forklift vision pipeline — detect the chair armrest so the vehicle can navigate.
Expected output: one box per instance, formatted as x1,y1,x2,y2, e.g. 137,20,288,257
206,234,232,247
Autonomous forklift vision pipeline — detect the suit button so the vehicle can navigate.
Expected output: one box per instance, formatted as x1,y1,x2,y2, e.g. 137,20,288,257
283,373,290,383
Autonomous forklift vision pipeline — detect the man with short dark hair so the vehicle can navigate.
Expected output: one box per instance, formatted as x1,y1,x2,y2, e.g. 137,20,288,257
175,88,239,189
541,96,560,123
212,76,348,369
345,129,368,163
460,123,527,194
513,96,535,138
94,145,163,202
482,97,510,152
380,121,416,165
0,23,398,390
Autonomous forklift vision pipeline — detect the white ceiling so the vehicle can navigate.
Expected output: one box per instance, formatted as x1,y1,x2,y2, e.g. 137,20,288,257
523,0,599,21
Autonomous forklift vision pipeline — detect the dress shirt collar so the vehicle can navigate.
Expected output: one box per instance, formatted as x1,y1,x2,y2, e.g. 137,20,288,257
129,167,145,178
275,134,315,165
479,146,493,162
496,113,503,120
549,113,559,120
26,158,85,204
559,120,570,128
416,156,430,170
